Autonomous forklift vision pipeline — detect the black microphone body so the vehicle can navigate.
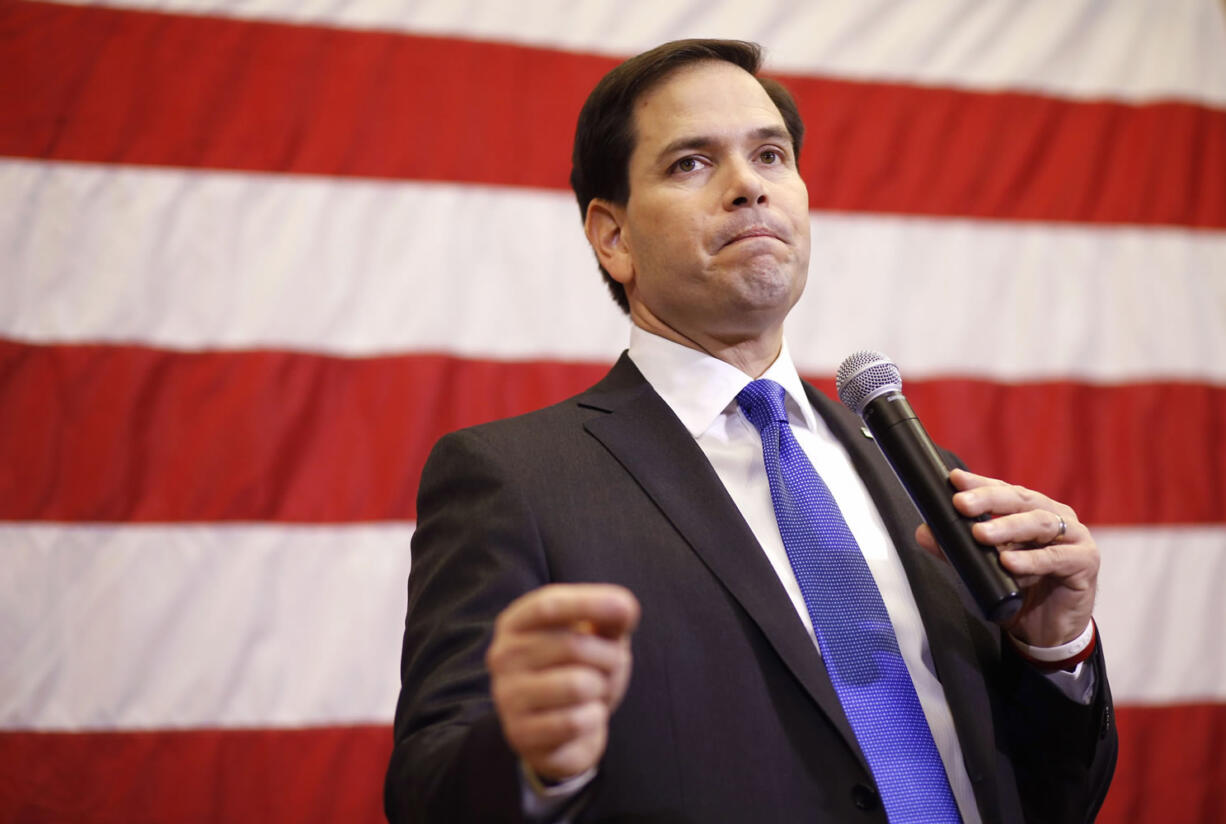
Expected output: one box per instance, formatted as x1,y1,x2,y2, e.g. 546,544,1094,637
838,353,1023,625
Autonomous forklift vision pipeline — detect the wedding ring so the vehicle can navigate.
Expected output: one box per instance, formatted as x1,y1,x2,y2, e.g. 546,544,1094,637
1051,515,1067,545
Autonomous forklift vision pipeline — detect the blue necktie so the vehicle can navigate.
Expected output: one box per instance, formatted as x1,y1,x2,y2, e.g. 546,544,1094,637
737,379,961,823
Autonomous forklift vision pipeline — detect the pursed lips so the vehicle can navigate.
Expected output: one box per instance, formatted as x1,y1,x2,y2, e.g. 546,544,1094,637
720,225,786,249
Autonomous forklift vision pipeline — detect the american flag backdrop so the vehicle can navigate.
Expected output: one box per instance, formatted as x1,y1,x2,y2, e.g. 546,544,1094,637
2,0,1224,821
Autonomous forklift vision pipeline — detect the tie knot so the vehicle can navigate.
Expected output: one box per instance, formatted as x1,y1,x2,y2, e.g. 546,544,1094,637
736,378,789,435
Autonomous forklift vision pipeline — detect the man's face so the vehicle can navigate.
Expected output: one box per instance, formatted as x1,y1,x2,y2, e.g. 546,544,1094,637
604,60,811,346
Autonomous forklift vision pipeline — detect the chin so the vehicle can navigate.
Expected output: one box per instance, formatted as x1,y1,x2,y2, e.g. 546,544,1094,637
731,261,803,309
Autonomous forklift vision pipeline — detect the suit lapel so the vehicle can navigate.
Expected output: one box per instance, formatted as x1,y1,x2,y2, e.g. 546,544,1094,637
578,354,869,770
807,385,1003,821
577,354,1007,814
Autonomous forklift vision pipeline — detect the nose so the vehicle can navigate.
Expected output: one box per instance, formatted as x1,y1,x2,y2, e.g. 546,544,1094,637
723,158,767,210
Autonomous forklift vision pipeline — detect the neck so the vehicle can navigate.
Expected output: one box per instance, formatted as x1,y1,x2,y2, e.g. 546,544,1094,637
629,310,783,378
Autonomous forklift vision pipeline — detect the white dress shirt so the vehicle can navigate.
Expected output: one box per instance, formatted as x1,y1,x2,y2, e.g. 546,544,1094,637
524,326,1093,820
626,325,984,824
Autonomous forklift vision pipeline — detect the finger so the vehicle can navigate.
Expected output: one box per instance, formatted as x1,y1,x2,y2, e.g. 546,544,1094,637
947,467,1007,491
487,629,630,678
1003,571,1044,589
494,665,611,714
499,584,640,638
952,480,1066,521
946,469,1030,518
972,509,1078,548
508,700,608,759
998,544,1099,582
913,524,945,560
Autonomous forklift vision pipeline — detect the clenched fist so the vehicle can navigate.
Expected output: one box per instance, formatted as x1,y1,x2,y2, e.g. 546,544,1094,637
485,583,640,782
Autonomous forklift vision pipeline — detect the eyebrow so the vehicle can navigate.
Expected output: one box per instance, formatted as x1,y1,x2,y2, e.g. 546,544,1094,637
655,126,792,163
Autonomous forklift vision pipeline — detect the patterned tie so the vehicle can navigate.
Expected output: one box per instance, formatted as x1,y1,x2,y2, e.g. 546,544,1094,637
737,379,961,823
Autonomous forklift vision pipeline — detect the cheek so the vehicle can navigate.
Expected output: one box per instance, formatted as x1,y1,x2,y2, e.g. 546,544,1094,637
792,191,812,225
649,217,701,262
794,217,812,250
780,178,810,222
626,196,710,269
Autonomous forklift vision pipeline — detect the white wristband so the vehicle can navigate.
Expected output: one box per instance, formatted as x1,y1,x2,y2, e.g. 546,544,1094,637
1010,620,1095,664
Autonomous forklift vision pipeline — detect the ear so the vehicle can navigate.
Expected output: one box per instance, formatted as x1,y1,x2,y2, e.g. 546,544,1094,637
584,199,634,286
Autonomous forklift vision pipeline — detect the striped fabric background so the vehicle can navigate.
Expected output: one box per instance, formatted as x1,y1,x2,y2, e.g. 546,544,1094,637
2,1,1224,821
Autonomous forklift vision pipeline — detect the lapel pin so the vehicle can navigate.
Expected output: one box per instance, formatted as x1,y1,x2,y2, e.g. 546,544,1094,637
861,426,874,439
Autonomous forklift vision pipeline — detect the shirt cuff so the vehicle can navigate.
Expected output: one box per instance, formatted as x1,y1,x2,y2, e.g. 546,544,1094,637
1042,659,1096,704
520,762,596,821
1009,620,1096,668
1009,620,1098,705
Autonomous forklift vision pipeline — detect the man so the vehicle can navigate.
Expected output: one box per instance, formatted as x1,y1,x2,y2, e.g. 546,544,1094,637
385,40,1116,823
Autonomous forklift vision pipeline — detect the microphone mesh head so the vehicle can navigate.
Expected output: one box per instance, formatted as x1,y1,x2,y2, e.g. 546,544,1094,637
835,350,903,415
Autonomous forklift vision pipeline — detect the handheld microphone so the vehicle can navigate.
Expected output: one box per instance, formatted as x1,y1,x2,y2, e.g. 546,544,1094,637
835,351,1023,625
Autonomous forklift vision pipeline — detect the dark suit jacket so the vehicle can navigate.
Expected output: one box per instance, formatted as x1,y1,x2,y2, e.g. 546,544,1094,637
385,354,1117,823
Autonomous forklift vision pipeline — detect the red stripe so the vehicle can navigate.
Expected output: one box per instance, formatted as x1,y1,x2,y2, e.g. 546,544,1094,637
3,2,1223,228
0,726,391,824
1,339,1221,525
901,378,1226,532
1098,704,1226,824
0,705,1222,822
0,339,606,523
794,77,1226,228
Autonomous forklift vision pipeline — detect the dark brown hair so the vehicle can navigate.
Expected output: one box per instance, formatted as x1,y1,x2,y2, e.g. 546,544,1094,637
570,39,805,313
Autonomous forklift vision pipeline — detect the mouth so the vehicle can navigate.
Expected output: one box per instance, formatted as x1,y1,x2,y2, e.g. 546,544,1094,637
721,227,785,249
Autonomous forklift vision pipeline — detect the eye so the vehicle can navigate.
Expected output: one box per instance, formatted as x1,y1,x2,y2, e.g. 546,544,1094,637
758,148,781,164
669,155,708,175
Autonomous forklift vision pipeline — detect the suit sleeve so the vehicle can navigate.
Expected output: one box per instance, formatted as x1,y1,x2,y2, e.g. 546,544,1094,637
998,636,1118,823
939,447,1119,823
384,428,549,824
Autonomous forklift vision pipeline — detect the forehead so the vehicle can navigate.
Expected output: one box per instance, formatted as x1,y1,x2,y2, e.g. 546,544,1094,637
630,61,785,156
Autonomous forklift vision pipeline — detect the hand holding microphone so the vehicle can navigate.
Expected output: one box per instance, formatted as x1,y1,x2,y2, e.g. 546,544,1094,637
836,351,1100,644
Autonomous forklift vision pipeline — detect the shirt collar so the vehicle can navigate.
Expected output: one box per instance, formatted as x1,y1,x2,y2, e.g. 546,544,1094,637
627,325,819,437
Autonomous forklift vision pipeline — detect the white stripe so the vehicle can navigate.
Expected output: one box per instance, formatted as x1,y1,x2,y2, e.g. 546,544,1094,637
51,0,1226,104
1093,525,1226,705
792,212,1226,384
0,522,1220,730
4,159,1224,382
0,523,413,730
